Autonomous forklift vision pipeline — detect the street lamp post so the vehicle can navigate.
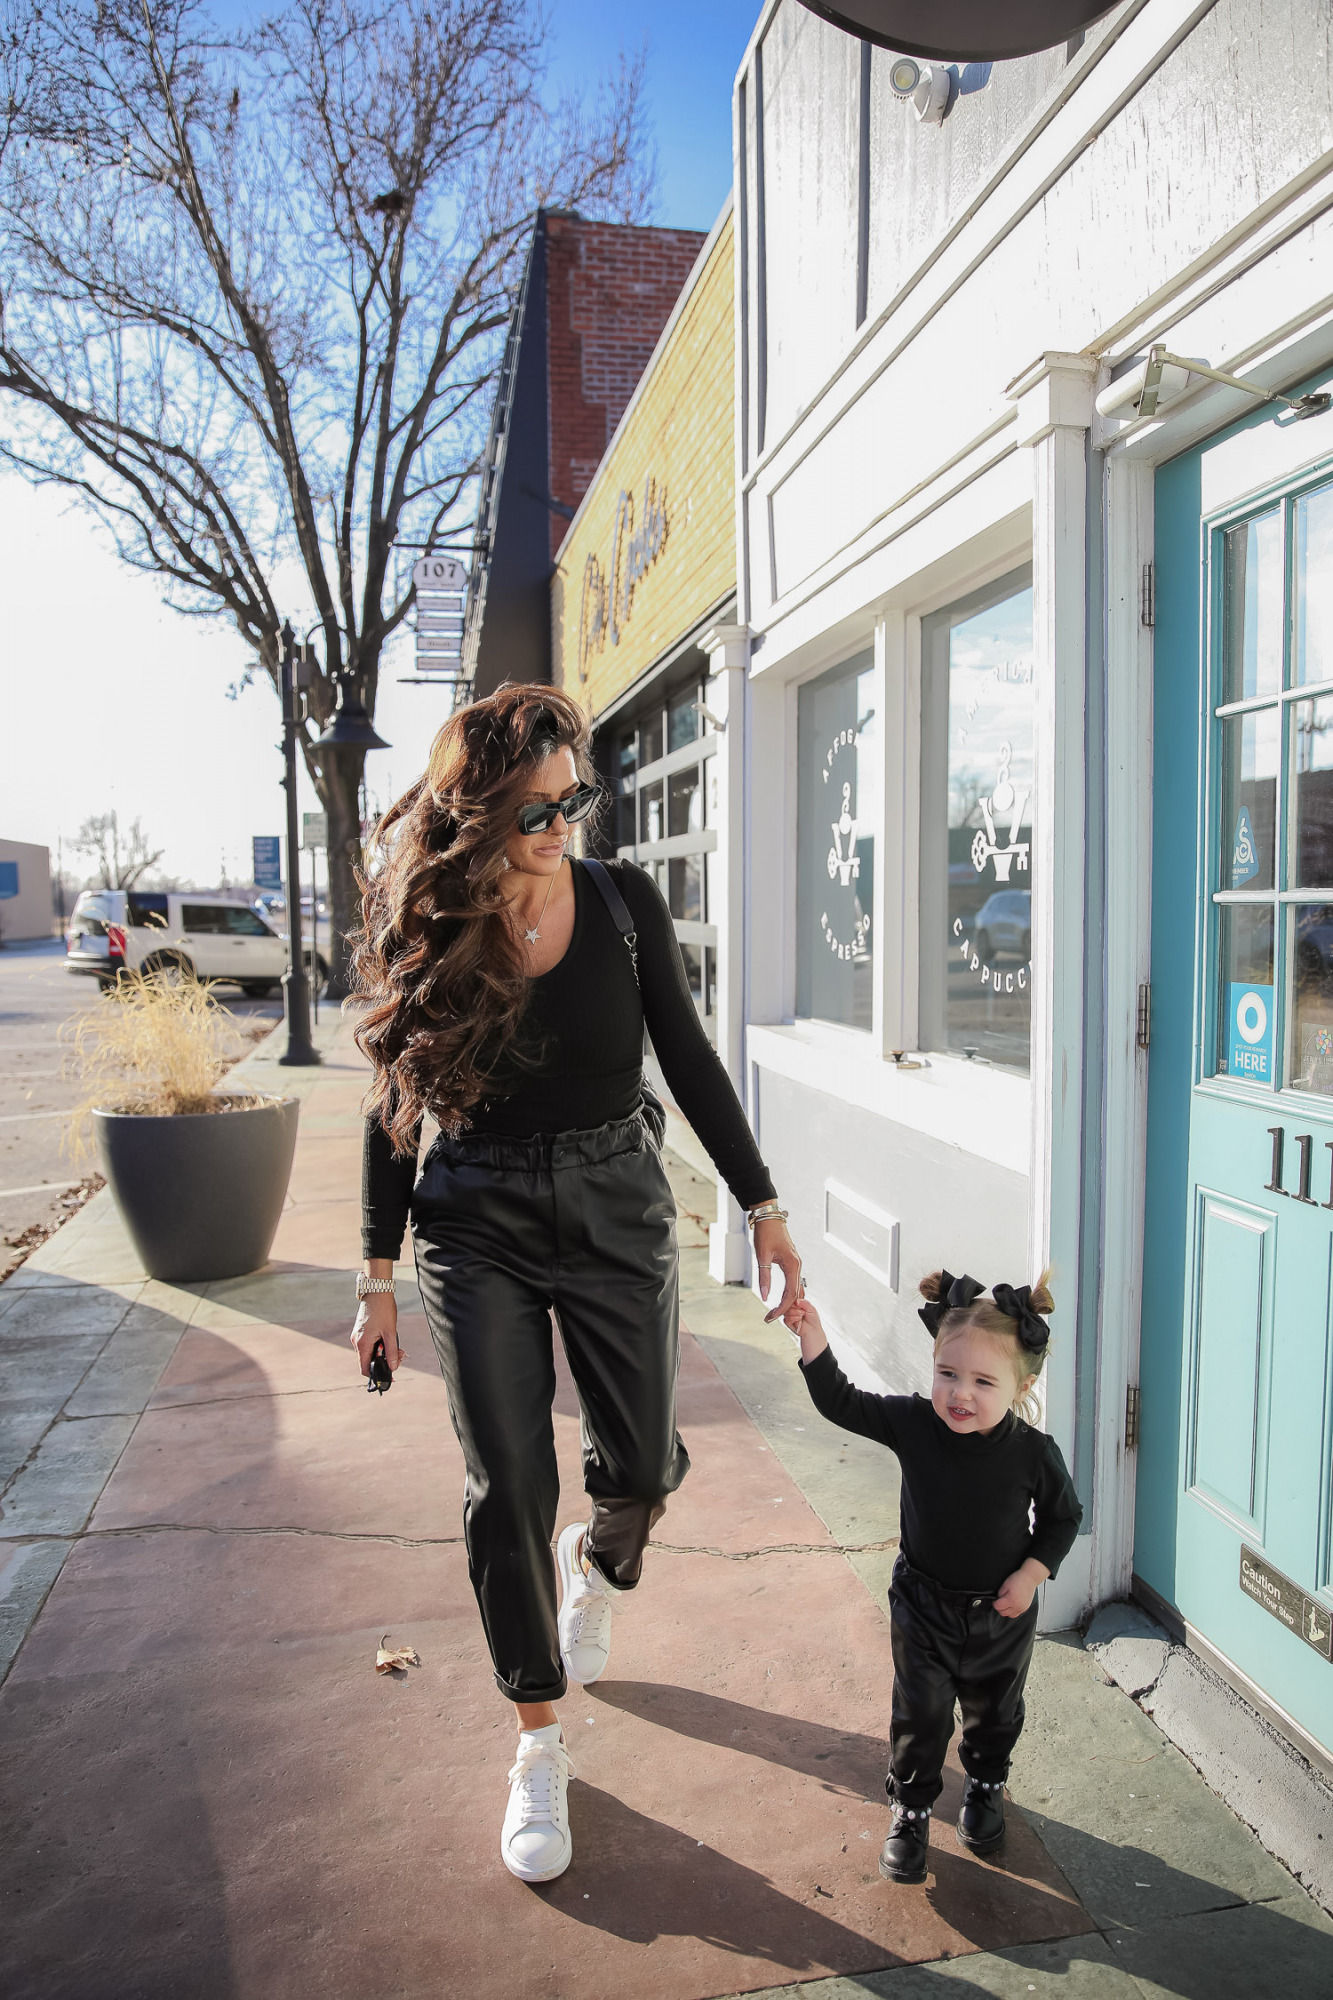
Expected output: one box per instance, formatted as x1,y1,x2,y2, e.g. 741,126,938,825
278,619,321,1068
312,671,390,1000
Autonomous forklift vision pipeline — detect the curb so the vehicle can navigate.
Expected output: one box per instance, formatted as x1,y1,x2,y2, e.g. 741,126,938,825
1086,1599,1333,1914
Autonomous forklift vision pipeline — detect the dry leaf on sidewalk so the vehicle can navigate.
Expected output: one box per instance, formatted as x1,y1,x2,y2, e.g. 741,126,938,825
376,1634,421,1674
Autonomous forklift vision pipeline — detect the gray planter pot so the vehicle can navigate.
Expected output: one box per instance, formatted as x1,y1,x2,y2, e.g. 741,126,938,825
94,1094,300,1283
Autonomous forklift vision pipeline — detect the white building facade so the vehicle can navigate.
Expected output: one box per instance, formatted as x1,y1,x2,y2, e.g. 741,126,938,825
723,0,1333,1773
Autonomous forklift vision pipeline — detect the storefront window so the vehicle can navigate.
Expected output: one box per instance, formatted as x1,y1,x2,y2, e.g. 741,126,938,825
796,651,878,1029
919,569,1034,1073
609,663,718,1042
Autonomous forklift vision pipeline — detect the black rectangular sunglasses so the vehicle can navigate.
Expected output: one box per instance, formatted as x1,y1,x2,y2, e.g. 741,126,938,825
516,782,601,837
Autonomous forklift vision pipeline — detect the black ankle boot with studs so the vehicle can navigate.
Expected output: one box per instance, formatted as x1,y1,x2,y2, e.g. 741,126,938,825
879,1802,930,1885
957,1777,1006,1855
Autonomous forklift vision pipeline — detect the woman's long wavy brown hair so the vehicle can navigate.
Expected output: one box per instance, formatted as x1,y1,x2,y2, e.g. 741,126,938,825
352,683,595,1151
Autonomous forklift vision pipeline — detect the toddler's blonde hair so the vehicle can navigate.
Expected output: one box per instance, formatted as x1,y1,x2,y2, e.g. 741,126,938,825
918,1269,1055,1424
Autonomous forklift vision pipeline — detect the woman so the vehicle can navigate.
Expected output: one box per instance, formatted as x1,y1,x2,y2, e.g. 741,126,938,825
351,684,801,1884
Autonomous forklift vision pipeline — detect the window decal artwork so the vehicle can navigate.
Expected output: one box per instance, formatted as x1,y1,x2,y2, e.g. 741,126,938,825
798,654,879,1028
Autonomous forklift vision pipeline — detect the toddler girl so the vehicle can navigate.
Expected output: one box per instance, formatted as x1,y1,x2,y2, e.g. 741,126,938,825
784,1269,1082,1885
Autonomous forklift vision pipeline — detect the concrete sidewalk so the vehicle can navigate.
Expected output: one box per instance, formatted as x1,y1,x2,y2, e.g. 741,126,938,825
1,1014,1330,1998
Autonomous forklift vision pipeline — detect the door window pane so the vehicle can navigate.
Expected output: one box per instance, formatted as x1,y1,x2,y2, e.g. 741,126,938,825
1295,480,1333,688
1292,904,1333,1093
181,904,225,932
668,766,703,836
668,685,699,751
1223,508,1284,702
640,712,664,766
668,856,703,923
1218,707,1279,890
617,730,638,778
1215,903,1275,1081
679,942,703,1004
796,652,878,1029
639,781,664,845
1294,695,1333,886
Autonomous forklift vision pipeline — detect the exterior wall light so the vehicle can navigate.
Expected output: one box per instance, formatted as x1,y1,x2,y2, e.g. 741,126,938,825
912,63,952,124
887,54,951,122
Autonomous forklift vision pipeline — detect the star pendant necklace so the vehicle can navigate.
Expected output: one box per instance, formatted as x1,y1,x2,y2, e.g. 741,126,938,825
522,866,559,947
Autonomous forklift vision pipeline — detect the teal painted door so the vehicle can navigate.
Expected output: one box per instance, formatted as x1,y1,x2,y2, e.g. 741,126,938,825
1139,423,1333,1757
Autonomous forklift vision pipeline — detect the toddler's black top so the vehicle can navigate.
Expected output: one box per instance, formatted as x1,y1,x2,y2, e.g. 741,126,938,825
361,858,776,1258
800,1346,1082,1593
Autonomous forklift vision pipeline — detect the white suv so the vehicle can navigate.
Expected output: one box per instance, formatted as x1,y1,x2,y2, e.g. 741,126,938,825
65,890,322,996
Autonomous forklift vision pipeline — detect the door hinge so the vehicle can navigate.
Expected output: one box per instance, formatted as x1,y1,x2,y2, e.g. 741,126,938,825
1125,1383,1141,1452
1141,561,1156,628
1136,982,1151,1050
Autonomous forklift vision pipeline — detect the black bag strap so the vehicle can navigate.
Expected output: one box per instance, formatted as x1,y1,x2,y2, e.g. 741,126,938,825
580,859,667,1148
581,858,639,987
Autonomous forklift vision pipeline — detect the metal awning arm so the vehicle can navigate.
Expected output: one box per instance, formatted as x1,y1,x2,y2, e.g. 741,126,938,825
1141,343,1331,423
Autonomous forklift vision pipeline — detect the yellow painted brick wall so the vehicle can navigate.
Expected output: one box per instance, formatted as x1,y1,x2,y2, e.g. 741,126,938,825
552,213,734,719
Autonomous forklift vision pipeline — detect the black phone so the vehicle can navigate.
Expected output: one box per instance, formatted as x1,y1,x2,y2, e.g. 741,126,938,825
367,1336,393,1395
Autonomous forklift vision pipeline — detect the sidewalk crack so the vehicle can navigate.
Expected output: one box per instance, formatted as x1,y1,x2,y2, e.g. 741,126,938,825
649,1538,899,1560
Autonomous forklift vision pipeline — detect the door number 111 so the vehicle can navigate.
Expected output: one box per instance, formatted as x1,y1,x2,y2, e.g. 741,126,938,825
1265,1127,1333,1207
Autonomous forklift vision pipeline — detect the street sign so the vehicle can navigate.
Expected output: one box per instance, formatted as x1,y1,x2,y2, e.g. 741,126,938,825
302,812,328,850
252,836,282,890
414,555,467,678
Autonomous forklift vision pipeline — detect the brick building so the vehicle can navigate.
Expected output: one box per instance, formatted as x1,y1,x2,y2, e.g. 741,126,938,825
463,211,706,696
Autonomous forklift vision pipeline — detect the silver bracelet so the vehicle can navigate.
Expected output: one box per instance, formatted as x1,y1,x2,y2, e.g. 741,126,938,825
356,1274,396,1300
748,1201,789,1228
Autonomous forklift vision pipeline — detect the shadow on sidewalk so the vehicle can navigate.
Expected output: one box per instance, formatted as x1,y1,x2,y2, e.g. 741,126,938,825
550,1780,889,1971
593,1681,1088,1950
595,1676,888,1797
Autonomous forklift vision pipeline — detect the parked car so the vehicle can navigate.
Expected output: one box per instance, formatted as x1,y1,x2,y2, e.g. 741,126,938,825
973,889,1031,964
66,889,324,996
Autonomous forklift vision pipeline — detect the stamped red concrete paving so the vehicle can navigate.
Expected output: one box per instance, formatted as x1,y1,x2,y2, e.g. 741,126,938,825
0,1021,1093,1999
1,1328,1089,2000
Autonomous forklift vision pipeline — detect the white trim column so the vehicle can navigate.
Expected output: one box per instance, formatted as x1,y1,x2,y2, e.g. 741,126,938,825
702,621,752,1284
1094,449,1154,1605
1007,351,1096,1628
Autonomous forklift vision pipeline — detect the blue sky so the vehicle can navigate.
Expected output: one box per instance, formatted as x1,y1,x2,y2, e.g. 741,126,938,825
1,1,758,890
545,0,755,229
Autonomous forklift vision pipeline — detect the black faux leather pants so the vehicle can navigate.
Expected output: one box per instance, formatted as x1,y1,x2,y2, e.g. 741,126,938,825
887,1555,1039,1808
411,1112,689,1704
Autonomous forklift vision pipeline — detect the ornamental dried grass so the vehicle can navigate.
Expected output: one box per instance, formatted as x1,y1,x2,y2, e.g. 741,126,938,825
63,972,251,1160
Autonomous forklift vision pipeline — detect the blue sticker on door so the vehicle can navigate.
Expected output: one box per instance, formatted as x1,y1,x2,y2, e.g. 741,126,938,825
1232,806,1260,885
1227,983,1274,1082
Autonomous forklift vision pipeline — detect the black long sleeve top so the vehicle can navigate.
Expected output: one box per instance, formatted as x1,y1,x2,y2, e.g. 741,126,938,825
800,1346,1082,1593
361,858,776,1259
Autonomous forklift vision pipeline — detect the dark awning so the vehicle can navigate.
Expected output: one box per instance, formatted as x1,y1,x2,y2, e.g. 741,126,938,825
797,1,1117,61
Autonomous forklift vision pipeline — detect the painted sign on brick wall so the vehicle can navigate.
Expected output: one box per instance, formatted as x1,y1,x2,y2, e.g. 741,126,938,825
552,206,735,719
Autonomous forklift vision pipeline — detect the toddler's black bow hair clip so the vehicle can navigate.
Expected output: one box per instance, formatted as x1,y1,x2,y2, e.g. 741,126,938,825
918,1270,985,1337
991,1282,1051,1354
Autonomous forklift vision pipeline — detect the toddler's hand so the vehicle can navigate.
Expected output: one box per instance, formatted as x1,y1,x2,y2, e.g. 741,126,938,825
993,1558,1047,1619
782,1295,828,1364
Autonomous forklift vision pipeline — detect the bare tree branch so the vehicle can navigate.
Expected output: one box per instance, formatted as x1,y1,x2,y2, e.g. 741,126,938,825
0,0,655,983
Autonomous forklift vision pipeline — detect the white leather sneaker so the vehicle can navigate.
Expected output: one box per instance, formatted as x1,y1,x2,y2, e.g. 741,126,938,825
501,1725,574,1883
556,1522,623,1685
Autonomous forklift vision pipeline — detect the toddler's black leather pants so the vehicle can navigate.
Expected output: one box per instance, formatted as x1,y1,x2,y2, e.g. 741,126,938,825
887,1555,1040,1808
412,1112,689,1705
